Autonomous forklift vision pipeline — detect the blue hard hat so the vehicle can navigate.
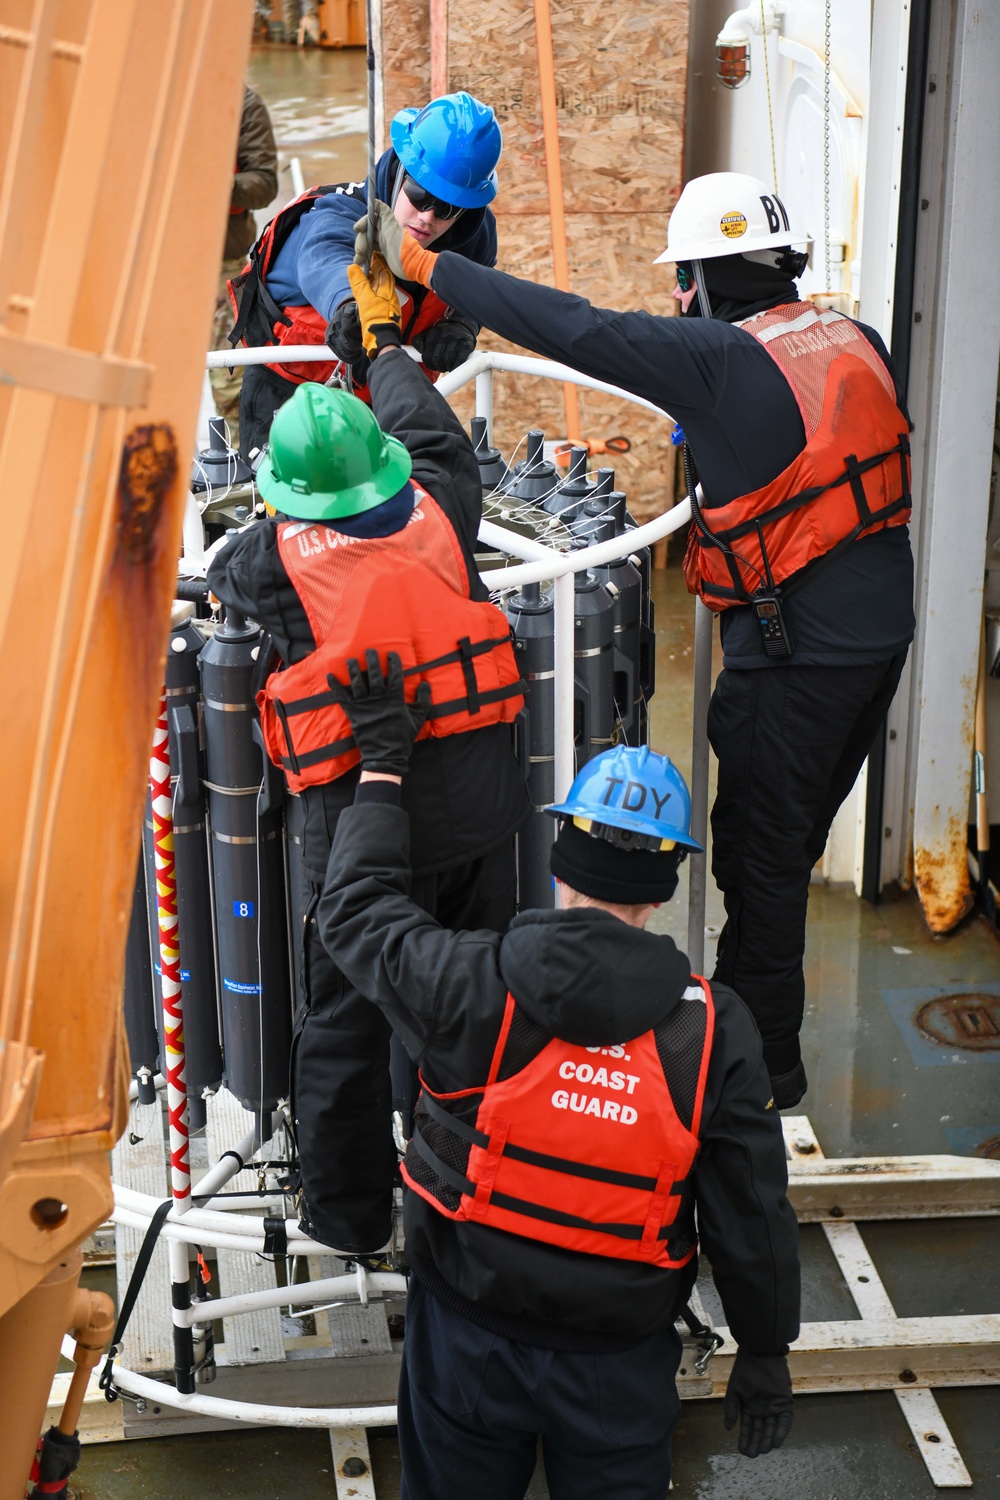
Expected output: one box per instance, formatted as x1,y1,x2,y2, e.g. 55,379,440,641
390,92,502,209
546,745,703,852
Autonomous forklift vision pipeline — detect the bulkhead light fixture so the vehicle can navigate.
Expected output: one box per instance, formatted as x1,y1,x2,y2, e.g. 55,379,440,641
717,40,750,89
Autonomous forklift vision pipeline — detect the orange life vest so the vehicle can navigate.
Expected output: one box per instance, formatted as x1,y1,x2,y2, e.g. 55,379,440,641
403,979,715,1269
257,482,524,793
683,303,912,610
226,183,450,397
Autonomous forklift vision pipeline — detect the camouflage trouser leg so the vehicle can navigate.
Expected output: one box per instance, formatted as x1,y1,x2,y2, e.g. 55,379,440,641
208,257,246,450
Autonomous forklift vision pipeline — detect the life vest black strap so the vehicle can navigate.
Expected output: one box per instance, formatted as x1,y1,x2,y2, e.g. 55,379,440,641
276,683,525,773
459,637,481,714
698,487,914,605
709,436,910,549
408,1130,675,1242
696,434,912,604
418,1089,663,1192
277,635,514,720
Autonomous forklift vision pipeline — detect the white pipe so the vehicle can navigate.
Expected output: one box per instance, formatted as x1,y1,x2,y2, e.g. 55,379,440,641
289,156,305,197
716,2,781,44
480,497,692,591
478,518,558,565
111,1362,399,1430
176,1272,406,1326
116,1182,322,1241
205,343,423,369
475,366,493,440
204,346,672,427
553,572,576,807
190,1126,259,1205
435,351,670,419
112,1204,338,1256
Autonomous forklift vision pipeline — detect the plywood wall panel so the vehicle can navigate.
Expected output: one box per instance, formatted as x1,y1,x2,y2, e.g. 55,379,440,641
380,0,689,518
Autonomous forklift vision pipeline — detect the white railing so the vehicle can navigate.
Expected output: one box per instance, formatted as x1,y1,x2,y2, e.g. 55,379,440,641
105,345,712,1434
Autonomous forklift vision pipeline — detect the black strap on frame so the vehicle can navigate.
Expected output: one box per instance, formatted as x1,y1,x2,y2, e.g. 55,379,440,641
98,1198,175,1402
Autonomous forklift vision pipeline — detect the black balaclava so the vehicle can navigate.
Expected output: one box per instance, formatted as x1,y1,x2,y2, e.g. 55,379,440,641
678,251,800,324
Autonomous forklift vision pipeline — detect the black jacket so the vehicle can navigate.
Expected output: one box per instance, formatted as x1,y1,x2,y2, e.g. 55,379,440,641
427,253,915,672
319,788,801,1355
207,351,529,881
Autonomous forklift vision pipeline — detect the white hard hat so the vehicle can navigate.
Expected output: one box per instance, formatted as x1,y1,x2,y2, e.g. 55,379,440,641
655,171,810,265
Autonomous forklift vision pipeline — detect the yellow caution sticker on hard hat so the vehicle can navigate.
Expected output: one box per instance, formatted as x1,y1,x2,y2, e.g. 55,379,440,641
720,211,748,239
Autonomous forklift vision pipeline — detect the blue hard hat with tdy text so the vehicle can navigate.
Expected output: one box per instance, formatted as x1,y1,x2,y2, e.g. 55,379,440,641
547,745,702,852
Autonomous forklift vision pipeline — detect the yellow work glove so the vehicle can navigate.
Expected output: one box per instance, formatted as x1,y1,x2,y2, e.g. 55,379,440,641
346,253,402,356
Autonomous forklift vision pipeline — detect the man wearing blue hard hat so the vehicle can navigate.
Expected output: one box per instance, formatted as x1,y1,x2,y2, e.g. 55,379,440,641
228,91,501,462
313,652,800,1499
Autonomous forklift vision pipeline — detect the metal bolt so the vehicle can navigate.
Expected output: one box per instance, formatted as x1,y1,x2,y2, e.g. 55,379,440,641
920,199,929,209
884,827,892,838
914,312,922,323
858,1275,869,1283
928,79,937,93
342,1458,368,1477
925,1433,941,1444
900,1369,917,1383
829,1206,844,1218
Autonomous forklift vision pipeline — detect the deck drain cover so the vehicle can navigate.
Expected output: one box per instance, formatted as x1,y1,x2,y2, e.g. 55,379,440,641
915,993,1000,1051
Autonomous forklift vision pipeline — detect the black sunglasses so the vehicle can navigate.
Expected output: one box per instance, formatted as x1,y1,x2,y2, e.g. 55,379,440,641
402,175,463,221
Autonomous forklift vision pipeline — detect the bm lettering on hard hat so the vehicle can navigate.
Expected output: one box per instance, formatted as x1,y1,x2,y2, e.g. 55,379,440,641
759,193,791,235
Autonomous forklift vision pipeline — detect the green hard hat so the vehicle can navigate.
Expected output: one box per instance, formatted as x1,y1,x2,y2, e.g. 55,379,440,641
258,383,413,520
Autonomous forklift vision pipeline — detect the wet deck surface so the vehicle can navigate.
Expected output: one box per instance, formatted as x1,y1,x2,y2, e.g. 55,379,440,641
72,47,1000,1500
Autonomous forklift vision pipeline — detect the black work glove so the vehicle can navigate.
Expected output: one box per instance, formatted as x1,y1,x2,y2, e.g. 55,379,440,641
414,314,477,373
328,650,432,776
325,299,370,384
325,299,364,362
723,1349,793,1458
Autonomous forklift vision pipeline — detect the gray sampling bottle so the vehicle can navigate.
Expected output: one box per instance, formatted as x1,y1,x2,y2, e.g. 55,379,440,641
506,581,556,910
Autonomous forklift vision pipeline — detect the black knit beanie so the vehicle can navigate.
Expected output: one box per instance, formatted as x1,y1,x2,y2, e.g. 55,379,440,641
549,820,684,904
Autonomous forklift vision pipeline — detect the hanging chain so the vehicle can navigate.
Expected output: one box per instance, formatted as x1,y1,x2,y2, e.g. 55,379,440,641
823,0,832,291
760,0,779,193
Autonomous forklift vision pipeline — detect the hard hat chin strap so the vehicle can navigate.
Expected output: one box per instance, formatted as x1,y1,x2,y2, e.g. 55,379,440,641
691,258,713,319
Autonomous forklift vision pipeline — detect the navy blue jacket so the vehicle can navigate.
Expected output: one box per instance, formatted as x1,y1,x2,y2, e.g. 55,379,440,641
265,150,498,324
428,254,915,670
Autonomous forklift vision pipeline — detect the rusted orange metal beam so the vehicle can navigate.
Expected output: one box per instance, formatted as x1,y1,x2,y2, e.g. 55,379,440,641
0,0,253,1487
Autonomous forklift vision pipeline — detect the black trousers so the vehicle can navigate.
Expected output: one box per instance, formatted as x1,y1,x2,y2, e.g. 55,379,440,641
237,361,297,462
398,1277,681,1500
708,652,907,1076
291,843,517,1253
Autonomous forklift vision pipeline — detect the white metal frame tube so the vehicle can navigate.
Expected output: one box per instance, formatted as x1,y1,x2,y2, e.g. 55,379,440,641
475,365,493,439
110,1362,399,1430
174,1272,407,1327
